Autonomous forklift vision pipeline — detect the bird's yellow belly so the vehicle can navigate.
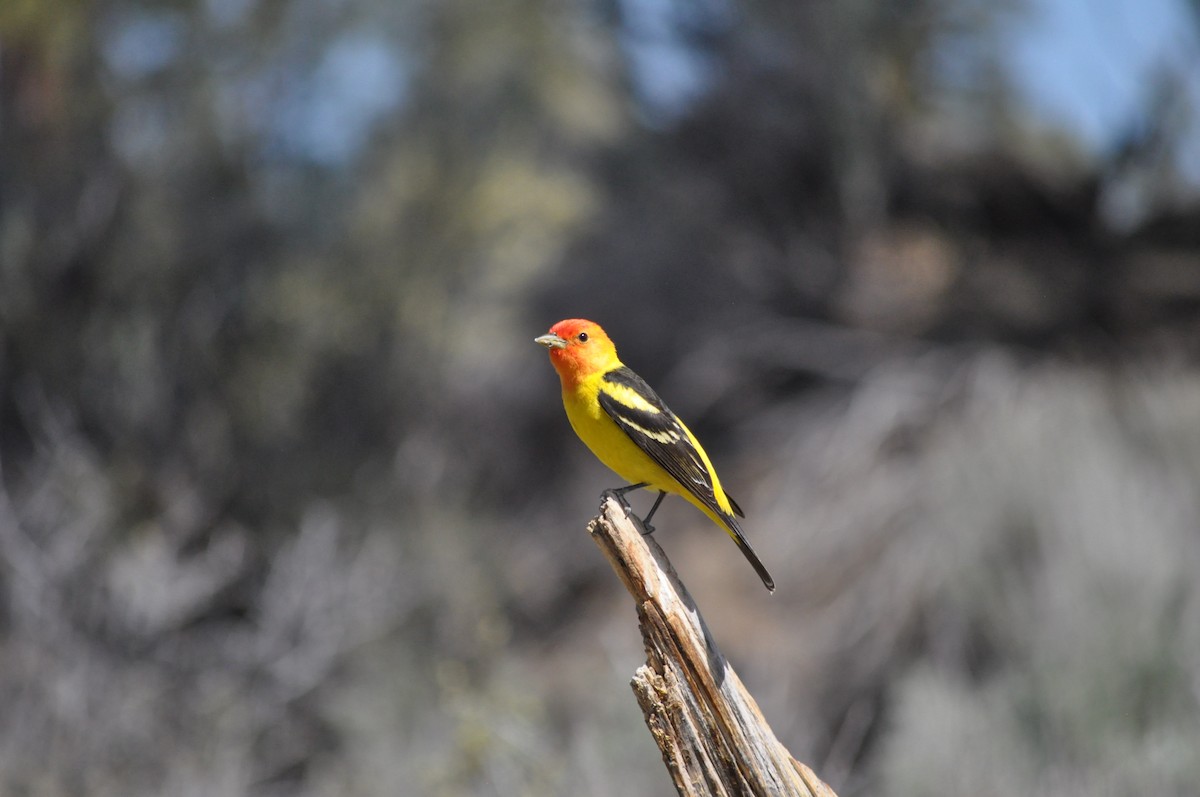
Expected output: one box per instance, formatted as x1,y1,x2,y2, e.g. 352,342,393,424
563,386,682,495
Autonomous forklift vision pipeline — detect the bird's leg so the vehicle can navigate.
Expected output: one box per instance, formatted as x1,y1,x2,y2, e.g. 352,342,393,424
607,482,648,515
640,491,667,535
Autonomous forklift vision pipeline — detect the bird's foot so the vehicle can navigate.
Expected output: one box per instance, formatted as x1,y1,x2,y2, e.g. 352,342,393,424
639,491,666,536
598,490,656,534
604,482,648,516
600,489,632,516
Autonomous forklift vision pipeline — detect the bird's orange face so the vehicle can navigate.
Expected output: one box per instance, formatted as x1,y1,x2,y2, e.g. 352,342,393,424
535,318,620,388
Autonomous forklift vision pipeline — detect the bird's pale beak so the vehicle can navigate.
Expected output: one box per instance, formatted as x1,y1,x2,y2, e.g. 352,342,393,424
535,333,568,350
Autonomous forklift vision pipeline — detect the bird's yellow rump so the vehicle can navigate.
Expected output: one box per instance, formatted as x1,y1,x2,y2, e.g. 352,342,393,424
536,318,774,592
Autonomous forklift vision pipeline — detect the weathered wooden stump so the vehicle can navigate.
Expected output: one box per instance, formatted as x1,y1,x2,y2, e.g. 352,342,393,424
588,493,839,797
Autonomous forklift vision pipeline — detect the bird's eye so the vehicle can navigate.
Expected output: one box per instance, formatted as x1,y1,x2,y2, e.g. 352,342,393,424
577,332,588,342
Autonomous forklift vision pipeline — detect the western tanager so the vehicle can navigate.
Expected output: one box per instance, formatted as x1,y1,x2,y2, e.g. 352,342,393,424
536,318,774,592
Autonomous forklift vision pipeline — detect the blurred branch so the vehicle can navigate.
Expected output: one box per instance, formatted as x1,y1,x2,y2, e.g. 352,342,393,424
588,494,839,797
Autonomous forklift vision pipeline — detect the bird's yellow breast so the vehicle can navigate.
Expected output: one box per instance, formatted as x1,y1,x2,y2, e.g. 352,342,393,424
561,372,683,495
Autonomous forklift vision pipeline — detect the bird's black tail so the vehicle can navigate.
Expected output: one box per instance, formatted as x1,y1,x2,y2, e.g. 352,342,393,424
720,513,775,592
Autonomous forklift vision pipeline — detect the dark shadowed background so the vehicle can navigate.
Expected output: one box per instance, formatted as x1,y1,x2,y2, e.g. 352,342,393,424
2,0,1200,794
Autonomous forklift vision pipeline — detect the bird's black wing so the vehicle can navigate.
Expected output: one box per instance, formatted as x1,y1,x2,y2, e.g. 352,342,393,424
597,366,729,520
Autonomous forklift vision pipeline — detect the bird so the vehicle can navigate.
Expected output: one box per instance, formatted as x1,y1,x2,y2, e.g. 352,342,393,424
535,318,774,592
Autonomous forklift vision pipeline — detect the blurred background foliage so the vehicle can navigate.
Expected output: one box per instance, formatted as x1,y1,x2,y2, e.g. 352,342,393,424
2,0,1200,794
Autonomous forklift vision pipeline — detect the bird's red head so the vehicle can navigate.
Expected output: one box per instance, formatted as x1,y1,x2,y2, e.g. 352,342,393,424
535,318,620,388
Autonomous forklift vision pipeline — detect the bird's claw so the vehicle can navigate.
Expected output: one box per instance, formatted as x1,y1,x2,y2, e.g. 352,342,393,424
601,489,634,515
